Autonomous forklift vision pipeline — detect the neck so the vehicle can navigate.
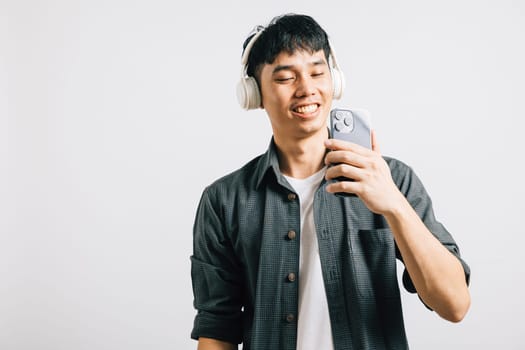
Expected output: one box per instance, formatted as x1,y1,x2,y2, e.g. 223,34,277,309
274,129,329,179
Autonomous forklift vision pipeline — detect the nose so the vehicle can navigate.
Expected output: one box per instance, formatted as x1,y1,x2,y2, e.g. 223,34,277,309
294,74,316,98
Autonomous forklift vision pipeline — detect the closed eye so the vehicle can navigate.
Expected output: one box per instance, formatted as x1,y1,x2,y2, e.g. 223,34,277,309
275,76,294,83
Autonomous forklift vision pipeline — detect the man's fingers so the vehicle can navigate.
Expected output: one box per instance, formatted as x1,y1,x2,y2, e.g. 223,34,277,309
325,163,363,182
325,150,367,168
324,138,370,155
325,179,360,195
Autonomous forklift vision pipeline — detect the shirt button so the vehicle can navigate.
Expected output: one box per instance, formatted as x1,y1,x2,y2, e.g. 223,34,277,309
286,313,295,323
287,230,296,240
287,272,296,282
287,193,297,201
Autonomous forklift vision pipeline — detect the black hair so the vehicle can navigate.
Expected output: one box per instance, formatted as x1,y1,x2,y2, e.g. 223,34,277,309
243,14,331,80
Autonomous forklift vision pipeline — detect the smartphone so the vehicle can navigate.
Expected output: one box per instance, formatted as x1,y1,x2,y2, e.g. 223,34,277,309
329,108,372,148
329,108,372,196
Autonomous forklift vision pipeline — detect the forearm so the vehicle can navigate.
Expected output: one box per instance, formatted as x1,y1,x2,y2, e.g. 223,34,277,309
197,337,237,350
384,197,470,322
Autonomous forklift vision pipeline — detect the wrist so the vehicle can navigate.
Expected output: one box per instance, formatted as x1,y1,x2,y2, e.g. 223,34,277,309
382,191,411,220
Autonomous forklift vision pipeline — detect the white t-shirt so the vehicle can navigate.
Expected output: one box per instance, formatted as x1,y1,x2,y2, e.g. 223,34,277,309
284,167,334,350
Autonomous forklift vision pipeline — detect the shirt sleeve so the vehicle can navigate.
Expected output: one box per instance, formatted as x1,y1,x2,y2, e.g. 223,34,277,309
190,187,243,344
389,159,471,295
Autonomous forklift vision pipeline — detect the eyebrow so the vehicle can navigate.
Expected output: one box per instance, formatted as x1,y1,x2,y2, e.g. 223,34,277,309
272,59,327,74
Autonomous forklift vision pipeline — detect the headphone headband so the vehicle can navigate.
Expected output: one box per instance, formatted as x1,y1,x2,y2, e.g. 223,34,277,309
241,26,265,67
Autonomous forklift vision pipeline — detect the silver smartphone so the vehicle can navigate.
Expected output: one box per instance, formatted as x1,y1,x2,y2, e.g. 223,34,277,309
329,108,372,196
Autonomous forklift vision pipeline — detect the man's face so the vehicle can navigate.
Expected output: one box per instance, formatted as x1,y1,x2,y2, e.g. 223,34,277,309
258,49,334,141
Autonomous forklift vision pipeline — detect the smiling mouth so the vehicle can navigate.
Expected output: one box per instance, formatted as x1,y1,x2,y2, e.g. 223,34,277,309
293,104,319,114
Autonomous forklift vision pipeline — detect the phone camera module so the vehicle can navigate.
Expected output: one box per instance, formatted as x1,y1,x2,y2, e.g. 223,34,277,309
343,115,354,131
335,110,349,120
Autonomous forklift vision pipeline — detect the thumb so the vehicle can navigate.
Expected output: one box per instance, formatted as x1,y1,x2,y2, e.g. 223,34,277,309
371,129,381,153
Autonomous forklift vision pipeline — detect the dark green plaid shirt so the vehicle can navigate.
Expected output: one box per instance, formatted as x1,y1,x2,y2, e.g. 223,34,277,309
191,139,470,349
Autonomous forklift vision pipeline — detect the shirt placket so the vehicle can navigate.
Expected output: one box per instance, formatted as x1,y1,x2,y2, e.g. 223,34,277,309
280,190,300,349
314,187,354,349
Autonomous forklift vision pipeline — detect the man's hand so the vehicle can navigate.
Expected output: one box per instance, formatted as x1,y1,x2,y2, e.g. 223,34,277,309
324,131,404,215
325,131,470,322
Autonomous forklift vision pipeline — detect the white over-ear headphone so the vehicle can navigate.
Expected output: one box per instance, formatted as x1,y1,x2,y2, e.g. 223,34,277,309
236,27,346,110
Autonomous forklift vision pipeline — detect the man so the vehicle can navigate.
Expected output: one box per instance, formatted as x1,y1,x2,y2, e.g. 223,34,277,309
191,13,470,350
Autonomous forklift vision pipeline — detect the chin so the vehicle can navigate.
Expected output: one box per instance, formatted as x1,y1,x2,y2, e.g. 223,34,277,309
298,120,327,136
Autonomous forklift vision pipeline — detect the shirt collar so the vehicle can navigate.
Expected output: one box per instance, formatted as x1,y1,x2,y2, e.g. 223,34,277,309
254,137,285,190
254,130,332,190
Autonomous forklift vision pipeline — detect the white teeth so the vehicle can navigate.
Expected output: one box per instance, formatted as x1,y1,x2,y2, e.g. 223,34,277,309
294,104,318,114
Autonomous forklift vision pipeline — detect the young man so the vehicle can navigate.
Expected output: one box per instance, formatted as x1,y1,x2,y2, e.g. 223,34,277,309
191,14,470,350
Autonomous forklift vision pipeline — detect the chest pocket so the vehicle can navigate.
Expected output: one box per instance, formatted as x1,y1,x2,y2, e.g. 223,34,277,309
349,228,400,298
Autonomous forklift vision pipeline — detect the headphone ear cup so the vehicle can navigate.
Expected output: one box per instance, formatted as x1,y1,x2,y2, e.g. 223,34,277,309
330,67,345,100
237,76,261,110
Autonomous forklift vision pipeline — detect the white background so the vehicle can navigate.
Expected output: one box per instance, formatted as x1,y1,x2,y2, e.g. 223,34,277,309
2,0,525,349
